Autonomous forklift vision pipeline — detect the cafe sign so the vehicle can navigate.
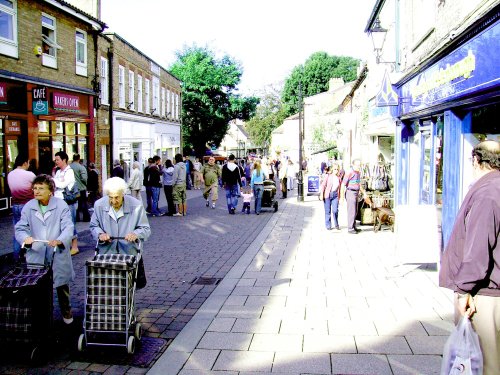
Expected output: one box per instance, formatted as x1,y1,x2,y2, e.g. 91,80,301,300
32,86,48,115
53,92,80,112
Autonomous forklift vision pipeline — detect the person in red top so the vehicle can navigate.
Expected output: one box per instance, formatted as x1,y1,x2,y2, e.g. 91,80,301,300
439,140,500,375
319,163,342,230
7,154,36,262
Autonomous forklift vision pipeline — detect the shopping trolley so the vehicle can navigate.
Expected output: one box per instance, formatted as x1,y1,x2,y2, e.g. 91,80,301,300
78,237,142,354
0,241,56,361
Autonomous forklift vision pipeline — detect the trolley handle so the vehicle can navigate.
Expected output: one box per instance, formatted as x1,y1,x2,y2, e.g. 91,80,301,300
95,236,142,256
21,239,59,268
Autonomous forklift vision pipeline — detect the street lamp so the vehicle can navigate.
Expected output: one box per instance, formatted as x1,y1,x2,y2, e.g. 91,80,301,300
369,18,396,67
297,82,304,202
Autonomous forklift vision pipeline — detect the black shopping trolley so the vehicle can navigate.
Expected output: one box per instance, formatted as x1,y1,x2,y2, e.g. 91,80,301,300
0,241,56,361
78,237,142,354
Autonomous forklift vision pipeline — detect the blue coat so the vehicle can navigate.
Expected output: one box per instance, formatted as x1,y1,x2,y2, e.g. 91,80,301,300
90,195,151,255
15,197,75,288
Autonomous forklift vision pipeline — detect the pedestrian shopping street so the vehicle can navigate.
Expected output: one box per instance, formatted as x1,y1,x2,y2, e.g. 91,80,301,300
0,188,453,374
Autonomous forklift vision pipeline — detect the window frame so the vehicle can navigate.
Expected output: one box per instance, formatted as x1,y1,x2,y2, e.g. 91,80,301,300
128,70,135,110
41,12,58,68
152,77,160,116
137,75,143,113
0,0,18,58
145,78,150,114
75,28,87,76
99,57,109,105
161,87,165,117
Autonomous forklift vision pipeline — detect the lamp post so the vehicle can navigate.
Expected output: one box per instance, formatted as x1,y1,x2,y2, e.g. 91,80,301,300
297,82,304,202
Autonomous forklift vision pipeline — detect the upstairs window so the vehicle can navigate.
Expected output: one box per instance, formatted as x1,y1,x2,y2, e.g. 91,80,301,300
161,87,165,117
128,70,135,110
118,65,125,108
0,0,18,58
42,13,60,68
145,78,150,114
75,29,87,76
137,75,143,112
152,77,159,116
99,57,109,105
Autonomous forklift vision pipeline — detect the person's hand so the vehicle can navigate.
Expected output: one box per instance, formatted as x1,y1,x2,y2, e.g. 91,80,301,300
125,233,138,242
99,233,111,242
48,239,62,247
456,293,476,318
24,237,34,245
319,193,324,201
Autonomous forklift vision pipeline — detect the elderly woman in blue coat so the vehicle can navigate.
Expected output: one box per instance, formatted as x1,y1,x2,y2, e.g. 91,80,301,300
15,174,75,324
90,177,151,255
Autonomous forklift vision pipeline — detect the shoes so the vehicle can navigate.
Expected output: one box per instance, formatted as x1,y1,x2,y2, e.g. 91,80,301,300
63,312,73,325
256,212,260,215
335,226,341,231
206,200,209,207
229,207,235,214
354,228,362,233
146,210,151,214
212,203,216,209
348,229,358,234
70,248,79,256
326,227,332,231
173,213,182,217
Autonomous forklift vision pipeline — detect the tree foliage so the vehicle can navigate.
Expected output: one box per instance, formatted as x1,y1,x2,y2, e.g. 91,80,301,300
244,85,287,149
281,52,360,116
169,45,258,157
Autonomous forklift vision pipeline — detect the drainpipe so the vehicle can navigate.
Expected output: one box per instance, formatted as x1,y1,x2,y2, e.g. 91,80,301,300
395,0,400,72
108,45,114,176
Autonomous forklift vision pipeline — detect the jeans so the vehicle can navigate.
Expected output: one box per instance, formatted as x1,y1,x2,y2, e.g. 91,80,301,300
12,204,24,262
225,185,239,212
253,185,264,214
145,186,153,212
324,191,339,229
151,186,161,215
67,202,78,237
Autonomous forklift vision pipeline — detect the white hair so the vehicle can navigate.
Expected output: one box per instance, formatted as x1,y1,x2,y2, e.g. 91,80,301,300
132,161,140,169
103,177,128,195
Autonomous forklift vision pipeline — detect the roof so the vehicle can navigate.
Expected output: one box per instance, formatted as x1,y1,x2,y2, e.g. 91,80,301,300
44,0,107,31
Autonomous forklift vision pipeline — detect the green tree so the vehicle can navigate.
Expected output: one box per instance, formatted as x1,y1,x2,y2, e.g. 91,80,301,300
245,85,287,149
170,45,258,157
282,52,360,116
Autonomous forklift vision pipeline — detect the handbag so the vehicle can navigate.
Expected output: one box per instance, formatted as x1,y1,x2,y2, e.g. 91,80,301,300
62,184,80,204
136,257,147,289
441,316,483,375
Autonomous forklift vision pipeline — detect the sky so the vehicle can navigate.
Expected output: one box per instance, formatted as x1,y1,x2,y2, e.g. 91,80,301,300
100,0,375,95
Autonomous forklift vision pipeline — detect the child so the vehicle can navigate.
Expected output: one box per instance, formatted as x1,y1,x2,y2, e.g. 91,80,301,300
241,186,253,214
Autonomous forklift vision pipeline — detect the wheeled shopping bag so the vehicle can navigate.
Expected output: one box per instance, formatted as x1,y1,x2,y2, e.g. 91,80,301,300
0,242,56,361
78,239,142,354
262,179,278,212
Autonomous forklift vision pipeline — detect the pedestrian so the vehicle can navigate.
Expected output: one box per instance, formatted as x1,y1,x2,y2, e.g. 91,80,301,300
71,154,90,222
162,159,175,216
15,174,75,325
239,160,247,187
184,155,193,190
340,159,362,234
87,162,99,208
201,156,221,209
286,159,295,191
240,186,253,214
221,154,242,214
280,159,289,199
149,155,163,216
250,159,265,215
7,154,36,262
268,160,275,181
143,158,153,213
172,153,187,216
439,140,500,375
28,158,38,175
319,163,341,231
128,161,143,201
90,177,151,255
193,157,202,190
111,159,124,178
244,158,252,186
53,151,80,255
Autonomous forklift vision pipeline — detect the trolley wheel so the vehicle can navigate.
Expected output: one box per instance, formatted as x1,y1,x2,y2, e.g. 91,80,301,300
273,202,278,212
134,323,143,341
77,333,86,352
127,336,136,354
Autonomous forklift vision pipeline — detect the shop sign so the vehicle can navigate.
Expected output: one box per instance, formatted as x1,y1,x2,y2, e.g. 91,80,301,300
400,20,500,115
307,175,320,194
53,92,80,112
0,83,6,104
5,120,21,134
32,86,48,115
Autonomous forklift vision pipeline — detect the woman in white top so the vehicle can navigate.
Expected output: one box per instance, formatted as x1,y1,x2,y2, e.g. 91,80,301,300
54,151,79,256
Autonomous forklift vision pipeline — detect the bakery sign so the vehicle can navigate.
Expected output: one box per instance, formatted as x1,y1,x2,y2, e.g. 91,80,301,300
32,86,48,115
0,83,6,104
53,92,80,112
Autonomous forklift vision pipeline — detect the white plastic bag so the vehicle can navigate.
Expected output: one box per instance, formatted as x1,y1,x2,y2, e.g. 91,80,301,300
441,316,483,375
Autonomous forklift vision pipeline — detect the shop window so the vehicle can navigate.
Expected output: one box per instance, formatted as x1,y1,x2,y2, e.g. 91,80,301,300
75,29,87,76
0,0,18,58
66,122,76,135
55,121,63,134
41,13,60,69
38,120,49,133
65,136,77,160
77,123,87,135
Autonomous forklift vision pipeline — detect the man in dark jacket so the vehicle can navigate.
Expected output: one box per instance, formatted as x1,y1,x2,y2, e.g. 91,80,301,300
149,155,163,216
439,140,500,375
143,158,153,213
221,154,242,214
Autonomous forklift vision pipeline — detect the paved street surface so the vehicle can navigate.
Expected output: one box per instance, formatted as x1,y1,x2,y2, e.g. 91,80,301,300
0,187,454,374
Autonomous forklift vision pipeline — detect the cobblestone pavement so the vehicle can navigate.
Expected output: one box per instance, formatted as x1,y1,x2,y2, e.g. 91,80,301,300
0,187,280,374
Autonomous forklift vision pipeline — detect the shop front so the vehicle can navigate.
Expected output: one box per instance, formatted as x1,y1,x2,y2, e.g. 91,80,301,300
395,12,500,249
0,78,94,214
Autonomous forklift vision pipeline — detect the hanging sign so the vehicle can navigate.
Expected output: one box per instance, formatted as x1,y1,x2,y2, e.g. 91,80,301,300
32,86,48,115
0,83,7,104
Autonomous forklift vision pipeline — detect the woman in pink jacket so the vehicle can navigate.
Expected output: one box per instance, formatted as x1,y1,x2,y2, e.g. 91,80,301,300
319,163,342,230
